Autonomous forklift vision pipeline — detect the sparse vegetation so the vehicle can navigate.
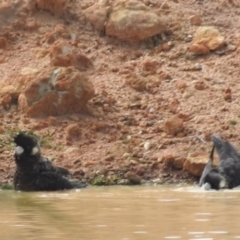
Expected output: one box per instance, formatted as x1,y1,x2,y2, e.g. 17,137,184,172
228,120,237,126
0,184,14,190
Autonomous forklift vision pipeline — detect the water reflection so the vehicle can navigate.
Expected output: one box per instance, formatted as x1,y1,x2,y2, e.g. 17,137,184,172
0,186,240,239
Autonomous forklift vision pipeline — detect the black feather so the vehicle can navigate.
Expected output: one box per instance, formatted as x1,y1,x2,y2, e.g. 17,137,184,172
198,144,226,190
200,135,240,190
13,133,87,191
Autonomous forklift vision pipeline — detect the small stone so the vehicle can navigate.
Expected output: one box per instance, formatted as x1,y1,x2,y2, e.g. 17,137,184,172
185,35,193,42
123,152,131,158
224,88,232,101
183,154,208,177
161,42,171,51
139,121,148,127
126,135,132,141
189,43,210,55
175,80,187,90
130,159,138,165
104,155,115,162
194,81,206,90
191,26,225,51
224,93,231,102
36,0,67,16
0,37,7,49
136,165,147,176
118,179,129,185
194,63,202,70
83,0,109,32
6,113,12,119
147,121,154,127
152,178,163,184
106,1,166,41
32,120,49,130
124,171,142,184
172,156,186,169
26,19,38,31
164,116,184,135
48,116,57,125
149,108,155,113
161,154,174,167
189,15,202,26
227,44,237,52
66,124,81,140
0,56,5,63
144,141,151,150
0,126,4,134
21,117,30,124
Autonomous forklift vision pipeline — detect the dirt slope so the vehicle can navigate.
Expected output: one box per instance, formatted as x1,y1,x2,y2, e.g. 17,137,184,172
0,0,239,186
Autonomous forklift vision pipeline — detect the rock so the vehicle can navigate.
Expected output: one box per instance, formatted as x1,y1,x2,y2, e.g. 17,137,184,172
161,154,174,167
64,147,81,155
20,67,39,75
124,171,142,184
65,124,81,140
0,56,4,63
183,154,208,177
48,116,57,125
175,80,187,90
35,0,66,16
49,40,93,70
142,57,161,73
224,87,232,101
125,74,147,91
25,19,38,31
18,66,95,117
123,152,131,158
194,81,206,90
105,0,166,41
104,155,115,162
143,141,151,150
0,93,12,110
189,15,202,26
190,26,225,53
0,126,4,134
83,0,110,32
0,37,7,49
164,116,184,135
136,165,147,176
227,44,237,52
172,156,186,169
189,43,210,55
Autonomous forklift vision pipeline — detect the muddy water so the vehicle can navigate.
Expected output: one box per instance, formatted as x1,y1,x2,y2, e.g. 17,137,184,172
0,185,240,240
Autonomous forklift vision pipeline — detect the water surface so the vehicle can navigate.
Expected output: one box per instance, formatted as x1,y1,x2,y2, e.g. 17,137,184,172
0,185,240,240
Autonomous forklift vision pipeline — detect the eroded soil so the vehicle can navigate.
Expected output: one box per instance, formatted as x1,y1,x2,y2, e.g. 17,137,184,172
0,0,240,187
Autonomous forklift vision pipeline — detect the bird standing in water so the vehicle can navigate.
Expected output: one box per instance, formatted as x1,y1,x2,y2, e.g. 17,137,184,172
199,135,240,190
13,132,87,191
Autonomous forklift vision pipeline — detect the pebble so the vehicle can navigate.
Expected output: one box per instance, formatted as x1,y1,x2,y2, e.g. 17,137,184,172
126,135,132,141
123,152,131,158
189,15,202,26
130,159,138,165
227,44,237,52
194,63,202,70
149,108,155,113
185,35,193,42
144,141,152,150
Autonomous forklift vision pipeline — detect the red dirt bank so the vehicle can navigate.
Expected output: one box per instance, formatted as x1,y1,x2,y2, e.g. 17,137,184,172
0,0,239,187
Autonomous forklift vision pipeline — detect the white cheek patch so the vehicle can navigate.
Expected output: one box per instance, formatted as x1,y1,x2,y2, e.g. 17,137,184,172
202,182,211,191
31,146,39,155
15,146,24,155
219,179,226,189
